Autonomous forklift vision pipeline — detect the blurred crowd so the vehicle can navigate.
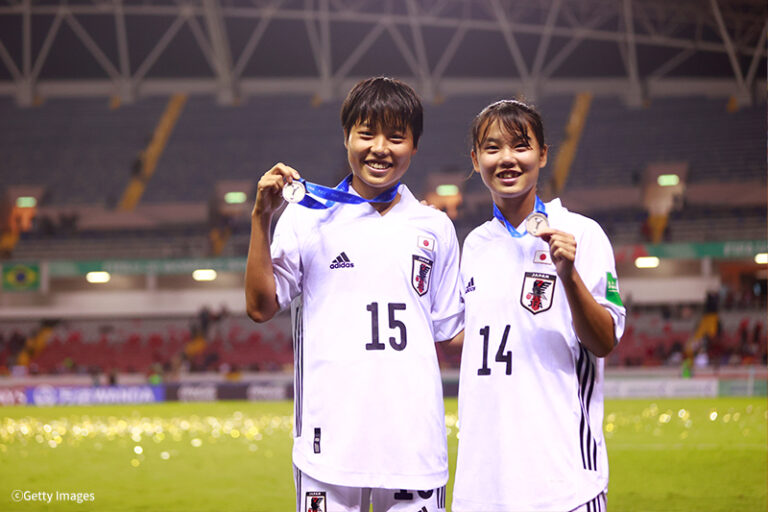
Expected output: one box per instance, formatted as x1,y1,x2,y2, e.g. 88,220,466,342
1,298,765,382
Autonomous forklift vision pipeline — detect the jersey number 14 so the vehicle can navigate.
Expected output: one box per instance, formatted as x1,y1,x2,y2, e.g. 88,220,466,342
477,325,512,376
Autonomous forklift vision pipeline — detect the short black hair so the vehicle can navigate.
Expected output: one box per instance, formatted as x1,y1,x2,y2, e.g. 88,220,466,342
471,99,546,153
340,76,424,148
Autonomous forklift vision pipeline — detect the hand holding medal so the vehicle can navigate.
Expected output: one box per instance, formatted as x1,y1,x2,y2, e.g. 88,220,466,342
282,180,306,204
492,196,574,278
254,163,302,218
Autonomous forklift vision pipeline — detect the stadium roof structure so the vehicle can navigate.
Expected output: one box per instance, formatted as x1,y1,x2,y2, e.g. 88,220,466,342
0,0,765,106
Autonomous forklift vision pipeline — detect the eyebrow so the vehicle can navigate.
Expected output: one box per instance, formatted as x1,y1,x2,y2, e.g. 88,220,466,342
482,135,526,145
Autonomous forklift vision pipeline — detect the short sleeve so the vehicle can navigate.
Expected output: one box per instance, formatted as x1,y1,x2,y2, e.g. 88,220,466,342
575,220,626,344
270,205,303,311
430,218,465,341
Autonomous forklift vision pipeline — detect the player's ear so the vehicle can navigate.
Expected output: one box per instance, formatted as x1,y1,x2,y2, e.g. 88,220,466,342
470,150,480,174
539,144,548,168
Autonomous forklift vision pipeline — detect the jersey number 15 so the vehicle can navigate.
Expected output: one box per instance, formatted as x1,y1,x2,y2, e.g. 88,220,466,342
365,302,407,351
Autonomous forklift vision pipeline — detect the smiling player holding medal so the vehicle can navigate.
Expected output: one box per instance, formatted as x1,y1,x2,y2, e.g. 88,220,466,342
450,99,626,512
246,77,463,512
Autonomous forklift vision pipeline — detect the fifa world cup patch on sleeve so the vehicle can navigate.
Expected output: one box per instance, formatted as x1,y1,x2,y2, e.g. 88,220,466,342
605,272,624,307
306,492,326,512
520,272,556,314
412,255,434,296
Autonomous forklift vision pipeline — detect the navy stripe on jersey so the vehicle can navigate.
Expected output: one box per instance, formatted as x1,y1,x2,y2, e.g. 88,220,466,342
340,252,350,262
584,493,604,512
293,300,304,438
576,345,598,471
294,467,302,512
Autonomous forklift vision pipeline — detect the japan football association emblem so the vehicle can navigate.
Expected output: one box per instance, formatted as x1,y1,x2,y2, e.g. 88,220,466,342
412,255,434,296
521,272,556,314
305,491,326,512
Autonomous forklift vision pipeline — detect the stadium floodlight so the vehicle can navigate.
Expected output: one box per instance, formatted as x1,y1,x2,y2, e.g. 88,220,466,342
86,271,111,283
656,174,680,187
224,191,247,204
192,269,217,281
16,196,37,208
436,184,459,196
755,253,768,265
634,256,660,269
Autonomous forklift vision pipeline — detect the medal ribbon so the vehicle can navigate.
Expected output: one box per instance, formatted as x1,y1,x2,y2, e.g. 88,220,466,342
297,175,400,209
493,196,547,238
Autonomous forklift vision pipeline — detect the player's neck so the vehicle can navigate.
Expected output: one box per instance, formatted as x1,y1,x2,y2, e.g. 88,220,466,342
494,191,536,227
372,194,401,214
350,176,401,215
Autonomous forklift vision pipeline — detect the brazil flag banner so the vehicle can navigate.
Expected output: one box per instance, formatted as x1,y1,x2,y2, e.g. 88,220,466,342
2,263,41,292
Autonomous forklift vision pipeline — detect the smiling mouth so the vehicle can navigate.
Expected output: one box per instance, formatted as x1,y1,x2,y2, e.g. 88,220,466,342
497,170,522,179
365,160,393,171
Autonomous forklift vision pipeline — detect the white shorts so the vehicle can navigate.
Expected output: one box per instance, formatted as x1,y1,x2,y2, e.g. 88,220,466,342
570,491,607,512
294,466,447,512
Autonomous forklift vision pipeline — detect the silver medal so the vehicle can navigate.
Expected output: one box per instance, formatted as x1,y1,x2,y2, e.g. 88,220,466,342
282,180,306,204
525,212,549,236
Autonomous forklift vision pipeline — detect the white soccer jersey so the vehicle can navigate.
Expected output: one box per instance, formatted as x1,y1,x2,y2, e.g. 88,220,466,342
452,198,626,512
271,183,464,490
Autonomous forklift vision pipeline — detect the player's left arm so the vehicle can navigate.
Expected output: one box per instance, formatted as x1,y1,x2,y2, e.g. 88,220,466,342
537,227,616,357
429,219,465,343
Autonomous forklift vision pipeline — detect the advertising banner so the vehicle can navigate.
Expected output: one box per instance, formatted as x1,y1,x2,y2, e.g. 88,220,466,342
25,385,164,406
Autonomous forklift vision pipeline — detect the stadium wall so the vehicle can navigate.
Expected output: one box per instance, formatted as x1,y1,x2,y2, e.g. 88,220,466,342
2,367,765,406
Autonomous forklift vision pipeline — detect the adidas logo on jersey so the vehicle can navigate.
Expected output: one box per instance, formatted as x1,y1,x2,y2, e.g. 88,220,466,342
465,277,476,293
329,252,355,269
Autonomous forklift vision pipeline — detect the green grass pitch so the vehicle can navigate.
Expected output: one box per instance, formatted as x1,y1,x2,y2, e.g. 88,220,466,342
1,397,765,511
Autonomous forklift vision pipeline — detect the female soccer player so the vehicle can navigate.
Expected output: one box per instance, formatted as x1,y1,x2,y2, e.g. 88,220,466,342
451,100,626,512
247,77,462,512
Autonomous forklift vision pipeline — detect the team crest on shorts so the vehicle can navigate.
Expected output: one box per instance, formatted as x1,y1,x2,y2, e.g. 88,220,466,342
521,272,556,314
412,255,434,296
305,491,326,512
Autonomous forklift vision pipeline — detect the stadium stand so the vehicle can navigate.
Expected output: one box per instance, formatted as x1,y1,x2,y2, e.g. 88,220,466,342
609,307,767,368
0,313,294,377
0,97,168,206
567,97,765,187
593,205,768,246
3,95,763,205
3,94,763,261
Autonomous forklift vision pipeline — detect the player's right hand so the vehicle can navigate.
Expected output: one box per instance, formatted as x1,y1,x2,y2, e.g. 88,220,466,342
253,163,301,218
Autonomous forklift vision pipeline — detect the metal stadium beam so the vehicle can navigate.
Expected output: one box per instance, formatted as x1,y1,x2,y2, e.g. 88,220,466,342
202,0,237,103
0,0,764,104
